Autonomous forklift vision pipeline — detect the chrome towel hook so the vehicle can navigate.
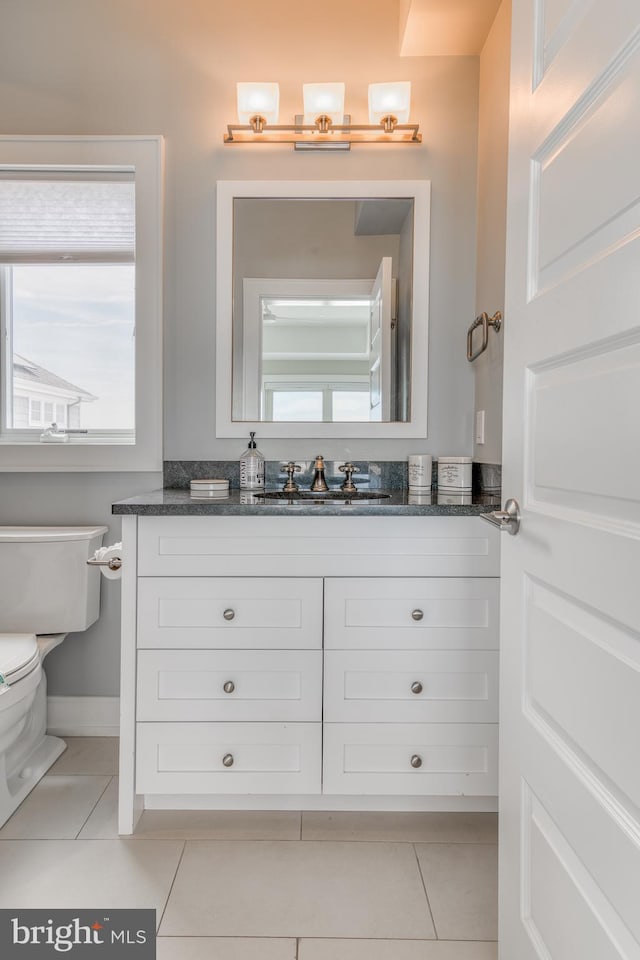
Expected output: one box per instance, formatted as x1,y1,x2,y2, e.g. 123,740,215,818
467,311,502,362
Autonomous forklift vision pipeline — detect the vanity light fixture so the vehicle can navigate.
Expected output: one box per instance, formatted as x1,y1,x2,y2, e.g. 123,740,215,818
225,81,421,150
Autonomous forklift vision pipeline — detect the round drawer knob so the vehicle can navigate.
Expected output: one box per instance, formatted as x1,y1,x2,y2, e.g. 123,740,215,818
222,753,234,767
411,681,423,695
411,609,424,621
223,680,235,694
223,609,235,621
410,754,423,769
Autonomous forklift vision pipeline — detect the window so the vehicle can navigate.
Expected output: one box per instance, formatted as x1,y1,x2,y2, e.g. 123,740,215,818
0,136,162,471
29,399,41,426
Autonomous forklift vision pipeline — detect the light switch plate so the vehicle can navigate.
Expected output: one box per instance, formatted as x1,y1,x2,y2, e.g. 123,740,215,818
475,409,486,444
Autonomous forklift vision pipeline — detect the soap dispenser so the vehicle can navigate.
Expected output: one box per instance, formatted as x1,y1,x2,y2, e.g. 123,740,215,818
239,431,265,490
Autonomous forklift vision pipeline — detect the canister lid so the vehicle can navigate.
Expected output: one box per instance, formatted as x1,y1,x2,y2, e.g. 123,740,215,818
190,480,230,495
437,456,472,463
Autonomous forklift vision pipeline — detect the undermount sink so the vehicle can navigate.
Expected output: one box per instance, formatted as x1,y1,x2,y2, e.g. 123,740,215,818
258,490,392,504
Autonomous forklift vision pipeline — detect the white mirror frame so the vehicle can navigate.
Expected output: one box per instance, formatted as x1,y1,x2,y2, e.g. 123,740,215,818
215,179,430,438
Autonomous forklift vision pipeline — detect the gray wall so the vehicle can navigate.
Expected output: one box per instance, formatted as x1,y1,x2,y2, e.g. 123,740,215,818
473,1,511,464
0,0,482,696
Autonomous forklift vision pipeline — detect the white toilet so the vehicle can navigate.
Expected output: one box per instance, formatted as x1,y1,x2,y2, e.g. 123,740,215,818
0,525,108,826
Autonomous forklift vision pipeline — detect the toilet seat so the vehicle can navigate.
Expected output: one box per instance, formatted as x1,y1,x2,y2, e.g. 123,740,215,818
0,634,40,687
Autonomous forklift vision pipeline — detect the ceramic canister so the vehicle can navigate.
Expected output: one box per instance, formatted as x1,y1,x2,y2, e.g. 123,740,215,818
437,456,472,491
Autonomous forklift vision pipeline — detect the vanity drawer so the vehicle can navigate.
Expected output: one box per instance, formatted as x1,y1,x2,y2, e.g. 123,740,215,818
136,721,322,795
323,723,498,796
137,577,323,649
324,577,499,650
324,650,498,723
137,649,322,721
137,516,500,579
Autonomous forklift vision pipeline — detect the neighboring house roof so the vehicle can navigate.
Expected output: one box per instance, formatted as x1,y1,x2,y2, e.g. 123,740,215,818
13,354,96,402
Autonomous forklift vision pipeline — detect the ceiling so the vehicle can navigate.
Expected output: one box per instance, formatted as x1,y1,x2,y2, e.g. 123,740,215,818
399,0,502,57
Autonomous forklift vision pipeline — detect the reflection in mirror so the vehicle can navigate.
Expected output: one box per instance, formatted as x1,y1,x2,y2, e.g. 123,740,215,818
216,180,430,439
232,198,413,423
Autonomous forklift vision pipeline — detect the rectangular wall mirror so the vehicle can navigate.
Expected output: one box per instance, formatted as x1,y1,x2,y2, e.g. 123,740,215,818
216,180,430,438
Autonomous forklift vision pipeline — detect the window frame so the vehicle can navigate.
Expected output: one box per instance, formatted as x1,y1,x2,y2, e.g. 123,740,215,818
0,136,163,471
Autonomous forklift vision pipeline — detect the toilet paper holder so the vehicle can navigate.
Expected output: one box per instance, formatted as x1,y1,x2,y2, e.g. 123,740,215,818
87,557,122,571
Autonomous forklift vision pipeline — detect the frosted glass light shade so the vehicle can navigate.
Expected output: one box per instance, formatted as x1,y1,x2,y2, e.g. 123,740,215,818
303,83,345,126
237,83,280,125
368,82,411,124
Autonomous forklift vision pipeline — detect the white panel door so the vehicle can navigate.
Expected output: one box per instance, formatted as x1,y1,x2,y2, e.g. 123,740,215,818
500,1,640,957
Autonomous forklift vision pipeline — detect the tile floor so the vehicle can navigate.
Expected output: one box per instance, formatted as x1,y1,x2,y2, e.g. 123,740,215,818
0,738,498,960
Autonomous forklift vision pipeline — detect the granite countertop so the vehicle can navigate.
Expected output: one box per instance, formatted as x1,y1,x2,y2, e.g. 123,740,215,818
112,488,500,517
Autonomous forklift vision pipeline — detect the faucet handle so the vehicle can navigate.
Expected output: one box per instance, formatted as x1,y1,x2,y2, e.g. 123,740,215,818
338,462,360,493
280,461,302,494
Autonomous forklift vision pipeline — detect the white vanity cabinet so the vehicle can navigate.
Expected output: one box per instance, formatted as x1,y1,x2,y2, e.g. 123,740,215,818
119,514,500,834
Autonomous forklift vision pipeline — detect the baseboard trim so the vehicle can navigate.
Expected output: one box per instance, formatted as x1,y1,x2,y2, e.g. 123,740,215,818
47,696,120,737
143,794,499,812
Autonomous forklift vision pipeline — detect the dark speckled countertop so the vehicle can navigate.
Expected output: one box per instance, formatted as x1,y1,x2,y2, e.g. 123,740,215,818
112,488,500,517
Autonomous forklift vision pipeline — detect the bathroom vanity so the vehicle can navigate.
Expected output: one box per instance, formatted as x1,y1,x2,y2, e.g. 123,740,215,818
113,493,500,835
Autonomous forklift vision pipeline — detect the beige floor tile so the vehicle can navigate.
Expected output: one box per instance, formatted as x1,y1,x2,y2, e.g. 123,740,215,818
77,777,119,839
299,941,498,960
302,812,498,844
157,938,297,960
78,781,301,841
416,844,498,941
48,737,119,776
0,839,184,918
160,840,435,939
0,775,111,839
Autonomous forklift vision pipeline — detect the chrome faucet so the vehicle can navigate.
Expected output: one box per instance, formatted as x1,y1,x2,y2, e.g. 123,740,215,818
310,455,329,492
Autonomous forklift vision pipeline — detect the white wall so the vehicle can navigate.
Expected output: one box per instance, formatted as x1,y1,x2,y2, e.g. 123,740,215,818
473,0,511,464
0,0,481,695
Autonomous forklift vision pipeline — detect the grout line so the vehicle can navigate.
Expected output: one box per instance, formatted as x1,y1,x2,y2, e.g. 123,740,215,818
295,935,300,959
299,812,303,840
74,775,114,839
150,935,496,942
296,837,498,844
157,840,187,934
413,842,438,940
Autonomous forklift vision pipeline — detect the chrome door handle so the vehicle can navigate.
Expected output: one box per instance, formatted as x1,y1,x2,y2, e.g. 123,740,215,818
481,498,520,535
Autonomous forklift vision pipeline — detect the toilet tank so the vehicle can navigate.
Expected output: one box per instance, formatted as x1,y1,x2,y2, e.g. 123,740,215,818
0,526,108,634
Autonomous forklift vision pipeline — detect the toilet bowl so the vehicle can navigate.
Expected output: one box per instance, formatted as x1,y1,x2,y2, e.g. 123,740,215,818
0,526,107,827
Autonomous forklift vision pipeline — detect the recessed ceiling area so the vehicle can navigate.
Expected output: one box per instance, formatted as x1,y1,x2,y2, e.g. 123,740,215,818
399,0,502,56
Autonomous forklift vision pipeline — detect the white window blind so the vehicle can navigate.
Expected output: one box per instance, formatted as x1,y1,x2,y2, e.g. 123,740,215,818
0,177,135,263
